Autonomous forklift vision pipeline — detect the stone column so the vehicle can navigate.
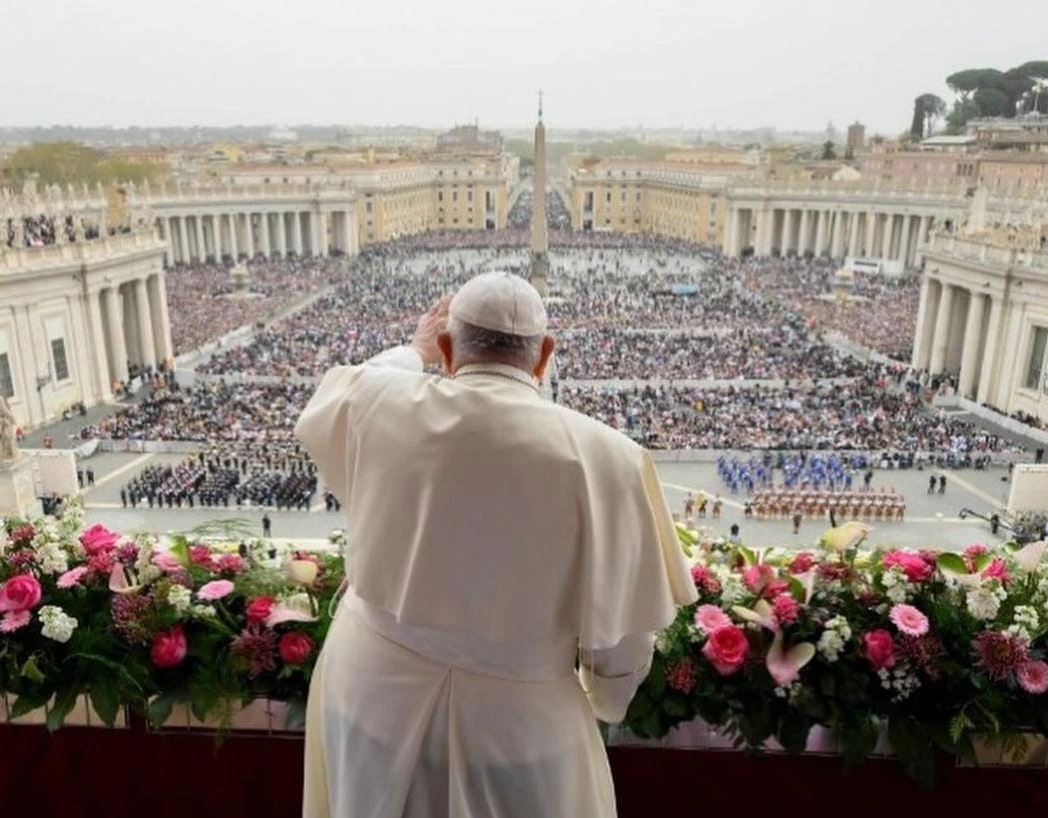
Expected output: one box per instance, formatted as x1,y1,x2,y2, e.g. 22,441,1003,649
958,291,987,398
928,282,954,375
134,277,156,368
277,212,288,257
87,290,112,399
148,273,173,364
208,214,222,260
177,216,189,264
313,211,325,256
814,210,827,256
899,216,914,269
102,287,129,385
847,212,860,257
781,209,793,254
242,213,253,259
194,216,205,263
292,211,303,255
797,210,810,254
229,213,239,260
342,209,354,255
976,296,1003,404
911,277,936,371
880,214,893,259
864,211,876,256
261,212,271,258
161,217,173,266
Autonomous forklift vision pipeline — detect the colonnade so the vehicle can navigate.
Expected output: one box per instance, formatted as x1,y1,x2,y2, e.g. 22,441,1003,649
726,206,935,269
92,272,173,387
158,209,355,266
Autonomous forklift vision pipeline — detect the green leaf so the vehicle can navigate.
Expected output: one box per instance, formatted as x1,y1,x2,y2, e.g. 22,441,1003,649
9,690,52,719
20,655,45,684
840,718,880,768
89,681,120,726
937,553,968,575
949,712,974,744
738,545,757,566
663,696,688,718
148,692,176,727
285,698,306,730
888,717,936,790
777,711,814,754
46,688,80,733
647,662,666,698
971,554,992,573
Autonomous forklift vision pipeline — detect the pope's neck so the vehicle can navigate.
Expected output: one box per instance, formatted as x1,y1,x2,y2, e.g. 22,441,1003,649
453,362,539,388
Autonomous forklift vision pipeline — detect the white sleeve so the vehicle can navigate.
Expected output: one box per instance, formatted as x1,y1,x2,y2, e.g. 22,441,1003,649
578,631,655,724
366,346,424,371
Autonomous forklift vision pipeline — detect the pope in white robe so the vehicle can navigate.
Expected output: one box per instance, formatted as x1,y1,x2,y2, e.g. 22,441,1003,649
295,272,697,818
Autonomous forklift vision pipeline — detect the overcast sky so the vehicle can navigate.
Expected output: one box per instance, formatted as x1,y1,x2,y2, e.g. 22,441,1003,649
7,0,1046,135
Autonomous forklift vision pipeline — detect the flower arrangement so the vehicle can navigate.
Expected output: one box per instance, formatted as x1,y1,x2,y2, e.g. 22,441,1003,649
625,521,1048,786
0,503,341,732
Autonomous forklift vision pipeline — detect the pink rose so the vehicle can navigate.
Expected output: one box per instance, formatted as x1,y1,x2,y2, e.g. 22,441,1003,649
789,552,815,574
197,580,235,601
742,564,774,593
882,551,934,583
57,566,89,589
0,574,42,612
0,610,31,632
278,631,315,665
153,552,183,572
690,565,721,594
762,579,790,600
217,554,245,574
1017,660,1048,694
863,629,897,669
79,523,121,556
246,596,275,626
772,593,800,625
694,604,733,633
890,604,930,637
701,625,749,676
151,625,188,668
188,545,217,570
981,558,1010,586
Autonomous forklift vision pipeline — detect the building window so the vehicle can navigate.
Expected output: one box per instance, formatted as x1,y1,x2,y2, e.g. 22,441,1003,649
438,191,443,202
1025,326,1048,390
606,192,612,204
365,201,373,214
51,339,69,381
0,352,13,399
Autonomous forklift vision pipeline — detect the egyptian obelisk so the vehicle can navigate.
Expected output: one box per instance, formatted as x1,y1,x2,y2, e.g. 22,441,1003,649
529,92,549,296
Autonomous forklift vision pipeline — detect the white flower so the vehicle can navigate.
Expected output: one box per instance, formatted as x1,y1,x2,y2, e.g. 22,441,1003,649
881,567,911,603
35,541,69,575
167,585,192,614
817,615,852,662
1007,605,1039,642
966,585,1006,621
39,605,78,643
189,604,217,620
654,632,674,654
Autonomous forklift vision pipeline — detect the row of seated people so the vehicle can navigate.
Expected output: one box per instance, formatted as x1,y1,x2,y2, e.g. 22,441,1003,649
122,443,318,510
746,488,906,522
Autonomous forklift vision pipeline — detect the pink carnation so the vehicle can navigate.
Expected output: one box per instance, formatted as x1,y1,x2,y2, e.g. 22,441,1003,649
694,604,732,633
1017,661,1048,694
0,610,31,632
57,566,89,588
762,578,790,600
79,523,121,556
665,658,697,694
690,565,721,594
197,580,235,601
882,550,934,583
981,558,1010,585
217,554,246,574
890,604,930,637
772,593,800,625
788,552,815,574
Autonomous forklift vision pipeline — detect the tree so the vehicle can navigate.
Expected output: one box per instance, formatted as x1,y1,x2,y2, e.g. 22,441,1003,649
821,141,836,160
910,93,946,140
972,87,1011,117
1,142,160,188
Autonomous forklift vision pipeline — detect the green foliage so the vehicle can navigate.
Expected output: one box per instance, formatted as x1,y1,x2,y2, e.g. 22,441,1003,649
940,59,1048,131
821,141,836,160
2,141,161,187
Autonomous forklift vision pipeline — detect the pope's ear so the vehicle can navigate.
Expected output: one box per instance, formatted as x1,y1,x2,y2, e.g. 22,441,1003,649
533,335,556,380
437,332,454,373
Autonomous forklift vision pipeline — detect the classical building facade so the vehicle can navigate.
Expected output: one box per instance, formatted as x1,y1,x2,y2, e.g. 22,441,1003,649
127,154,516,262
568,160,1048,270
0,225,170,430
915,231,1048,422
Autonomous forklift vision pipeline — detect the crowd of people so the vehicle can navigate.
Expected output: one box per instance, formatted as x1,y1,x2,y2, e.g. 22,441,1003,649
4,214,102,248
559,378,1022,453
166,256,343,354
121,442,319,510
82,381,311,443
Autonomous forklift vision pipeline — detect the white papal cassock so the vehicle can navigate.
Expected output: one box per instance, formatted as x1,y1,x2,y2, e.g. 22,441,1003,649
295,346,696,818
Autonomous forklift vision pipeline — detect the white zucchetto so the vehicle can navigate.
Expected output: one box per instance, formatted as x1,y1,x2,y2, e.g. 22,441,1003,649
449,271,548,336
